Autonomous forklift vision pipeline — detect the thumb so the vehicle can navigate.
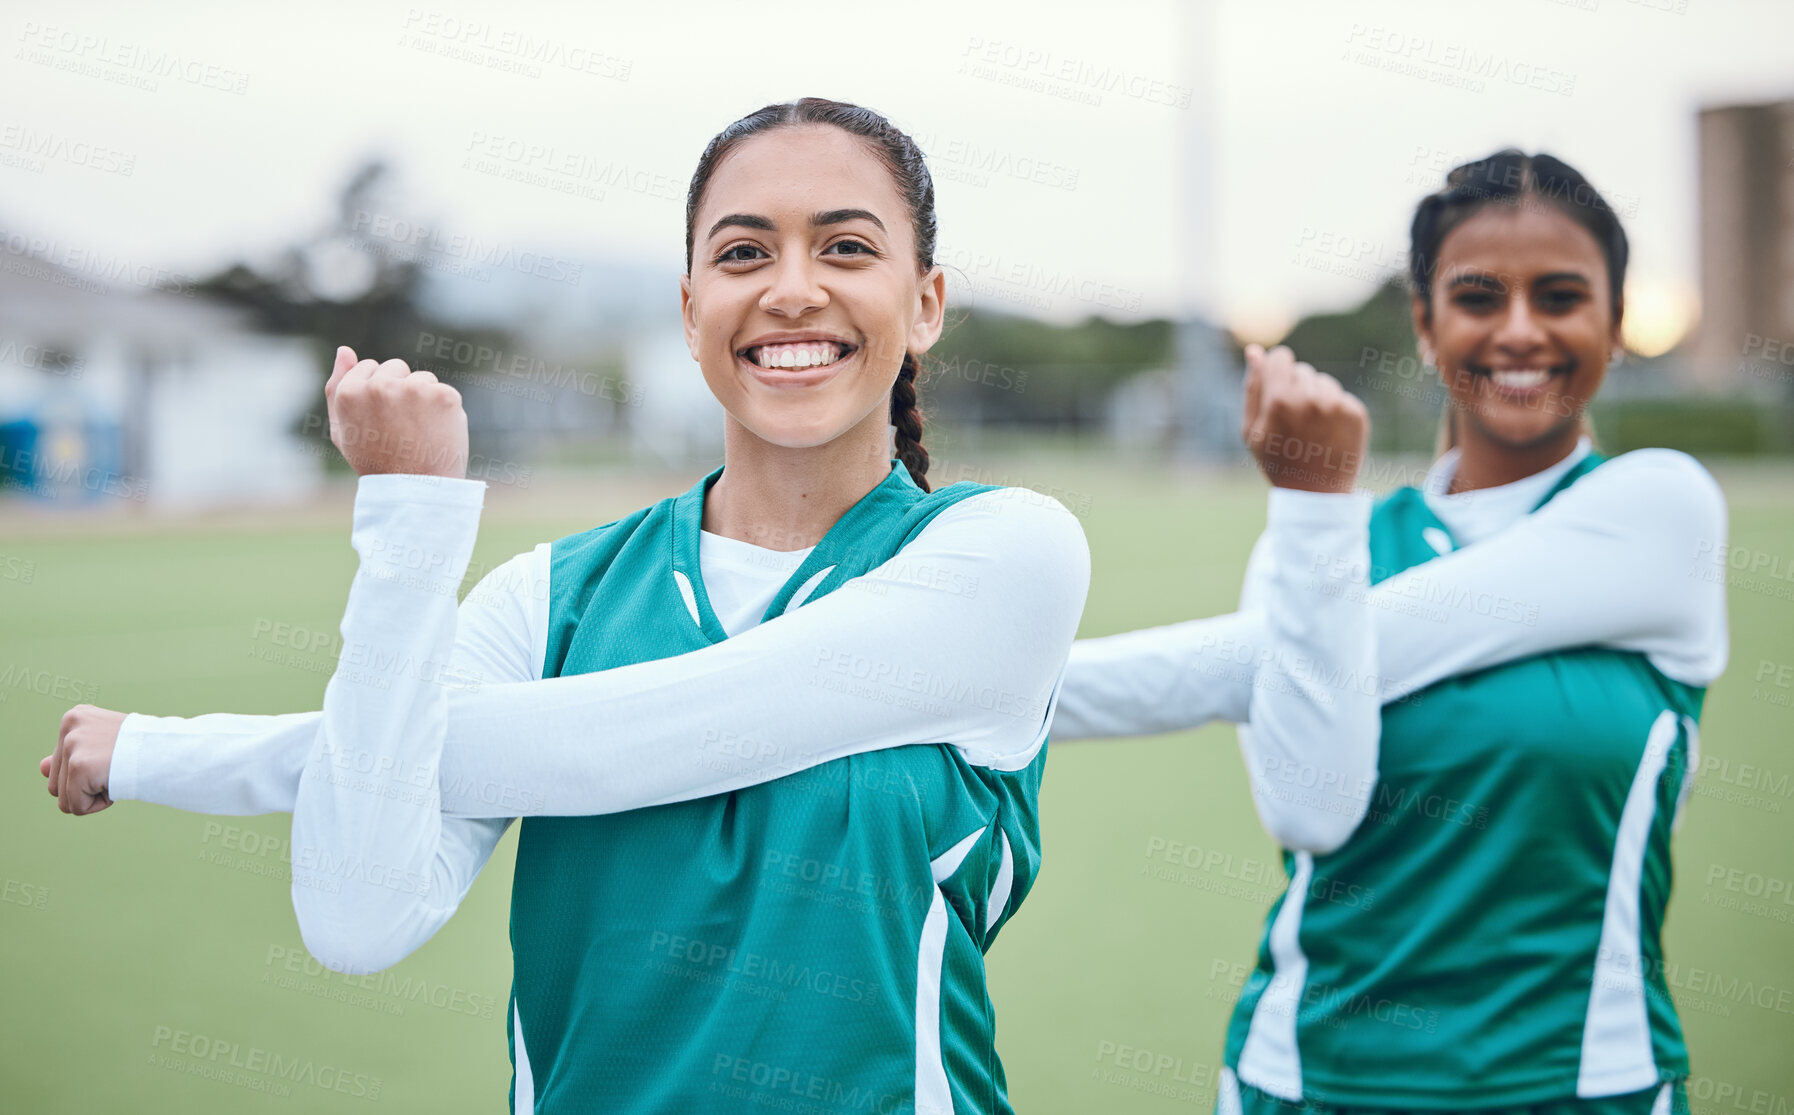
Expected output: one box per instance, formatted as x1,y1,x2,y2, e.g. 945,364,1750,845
325,345,357,404
1242,343,1266,441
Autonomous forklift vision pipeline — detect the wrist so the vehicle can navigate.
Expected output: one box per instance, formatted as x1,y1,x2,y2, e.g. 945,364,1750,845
107,713,146,803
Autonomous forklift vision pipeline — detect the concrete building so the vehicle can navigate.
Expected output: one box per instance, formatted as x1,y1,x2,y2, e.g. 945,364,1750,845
1695,98,1794,396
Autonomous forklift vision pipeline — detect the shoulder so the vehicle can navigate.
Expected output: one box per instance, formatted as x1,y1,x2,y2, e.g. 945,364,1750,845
1564,448,1727,538
465,543,552,608
551,501,666,561
896,485,1090,597
1588,447,1724,500
924,484,1089,550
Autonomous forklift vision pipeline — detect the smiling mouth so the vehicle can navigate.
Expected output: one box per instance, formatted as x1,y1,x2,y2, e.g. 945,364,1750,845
737,341,857,372
1468,362,1572,395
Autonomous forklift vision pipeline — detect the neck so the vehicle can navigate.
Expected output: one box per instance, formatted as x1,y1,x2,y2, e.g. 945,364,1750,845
703,411,894,551
1447,426,1584,494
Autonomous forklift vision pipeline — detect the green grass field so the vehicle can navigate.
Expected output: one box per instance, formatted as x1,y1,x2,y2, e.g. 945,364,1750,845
3,449,1791,1113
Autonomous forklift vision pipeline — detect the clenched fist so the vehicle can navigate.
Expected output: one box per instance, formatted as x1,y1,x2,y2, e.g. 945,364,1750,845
326,346,468,478
40,704,126,815
1241,343,1369,494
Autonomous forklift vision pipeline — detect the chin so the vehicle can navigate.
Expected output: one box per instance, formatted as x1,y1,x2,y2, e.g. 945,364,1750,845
737,410,859,450
1463,408,1583,452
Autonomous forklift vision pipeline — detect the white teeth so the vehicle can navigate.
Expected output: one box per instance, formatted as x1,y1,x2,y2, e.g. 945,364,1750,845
1491,369,1550,390
750,343,846,370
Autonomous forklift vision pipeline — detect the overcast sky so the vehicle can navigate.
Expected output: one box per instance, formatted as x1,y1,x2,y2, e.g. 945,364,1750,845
3,0,1789,351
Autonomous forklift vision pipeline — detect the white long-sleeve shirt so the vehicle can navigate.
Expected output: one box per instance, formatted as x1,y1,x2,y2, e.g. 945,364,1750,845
1053,444,1729,849
108,476,1375,971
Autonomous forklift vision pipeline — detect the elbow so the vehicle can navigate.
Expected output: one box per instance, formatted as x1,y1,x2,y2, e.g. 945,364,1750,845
296,912,416,976
293,884,421,975
1261,806,1366,856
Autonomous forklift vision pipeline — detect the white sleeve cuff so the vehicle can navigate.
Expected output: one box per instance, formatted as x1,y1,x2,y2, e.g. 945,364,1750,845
107,712,149,802
353,473,487,509
1264,487,1373,530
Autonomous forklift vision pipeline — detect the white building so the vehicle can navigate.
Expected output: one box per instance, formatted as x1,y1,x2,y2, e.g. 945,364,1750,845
0,249,321,510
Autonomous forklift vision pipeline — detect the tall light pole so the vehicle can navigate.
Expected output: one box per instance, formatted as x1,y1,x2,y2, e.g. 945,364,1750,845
1174,0,1243,462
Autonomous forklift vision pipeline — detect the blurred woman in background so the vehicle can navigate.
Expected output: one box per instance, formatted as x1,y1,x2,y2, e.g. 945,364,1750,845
1053,150,1728,1114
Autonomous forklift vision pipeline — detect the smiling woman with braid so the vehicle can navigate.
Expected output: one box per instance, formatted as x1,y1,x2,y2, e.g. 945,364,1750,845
43,99,1380,1113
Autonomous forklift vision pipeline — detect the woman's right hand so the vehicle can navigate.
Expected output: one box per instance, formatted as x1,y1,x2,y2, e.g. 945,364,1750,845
1241,343,1369,494
327,345,469,479
41,705,127,815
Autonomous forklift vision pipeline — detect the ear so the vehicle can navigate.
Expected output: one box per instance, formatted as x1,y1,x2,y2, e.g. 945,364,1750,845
906,265,948,356
1410,294,1437,369
680,274,699,361
1609,297,1625,356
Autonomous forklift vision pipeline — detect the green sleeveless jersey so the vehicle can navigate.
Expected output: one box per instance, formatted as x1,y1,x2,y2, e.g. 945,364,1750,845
1225,454,1706,1106
506,463,1046,1115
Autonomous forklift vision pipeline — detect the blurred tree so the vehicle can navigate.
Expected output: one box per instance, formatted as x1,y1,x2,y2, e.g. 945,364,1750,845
925,310,1177,428
187,158,516,467
1278,277,1440,452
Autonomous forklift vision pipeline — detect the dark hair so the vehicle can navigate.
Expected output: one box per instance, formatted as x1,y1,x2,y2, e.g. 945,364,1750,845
1408,149,1629,325
684,98,938,490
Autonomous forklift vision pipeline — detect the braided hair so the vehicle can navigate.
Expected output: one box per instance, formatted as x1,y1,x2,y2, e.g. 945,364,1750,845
684,98,937,490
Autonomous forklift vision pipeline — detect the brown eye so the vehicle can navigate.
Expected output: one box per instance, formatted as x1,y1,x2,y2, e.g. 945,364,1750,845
715,244,765,265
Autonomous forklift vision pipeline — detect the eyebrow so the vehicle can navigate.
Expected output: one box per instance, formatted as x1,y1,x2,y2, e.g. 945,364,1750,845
1447,270,1591,291
705,208,887,241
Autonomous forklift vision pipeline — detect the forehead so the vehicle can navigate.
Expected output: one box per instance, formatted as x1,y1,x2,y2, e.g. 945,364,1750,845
695,125,911,236
1435,202,1609,283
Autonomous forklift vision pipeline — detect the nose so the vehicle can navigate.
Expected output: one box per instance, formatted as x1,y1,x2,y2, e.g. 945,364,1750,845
759,253,828,318
1492,290,1548,355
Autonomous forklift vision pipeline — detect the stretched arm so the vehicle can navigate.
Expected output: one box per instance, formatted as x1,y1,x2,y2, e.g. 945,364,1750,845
1053,447,1729,734
88,483,1089,820
289,468,487,972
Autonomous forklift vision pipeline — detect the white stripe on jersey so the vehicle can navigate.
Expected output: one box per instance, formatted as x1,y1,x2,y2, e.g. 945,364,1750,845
671,569,701,627
1236,852,1313,1101
783,565,836,615
916,828,988,1115
1578,709,1679,1097
1673,715,1700,832
1216,1066,1245,1115
512,1001,536,1115
985,831,1014,942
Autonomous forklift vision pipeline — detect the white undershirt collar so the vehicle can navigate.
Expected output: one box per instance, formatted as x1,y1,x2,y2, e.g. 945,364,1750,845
1421,437,1593,546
